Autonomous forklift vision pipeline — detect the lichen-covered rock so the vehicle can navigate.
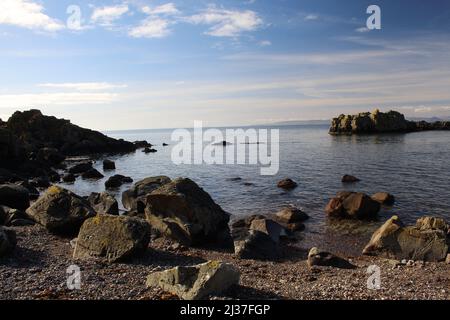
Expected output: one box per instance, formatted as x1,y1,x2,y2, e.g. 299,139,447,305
88,192,119,215
26,186,95,235
146,261,240,300
144,178,231,247
0,183,30,210
325,191,380,219
363,216,449,261
371,192,395,205
73,215,150,262
307,247,355,269
0,226,16,257
122,176,171,212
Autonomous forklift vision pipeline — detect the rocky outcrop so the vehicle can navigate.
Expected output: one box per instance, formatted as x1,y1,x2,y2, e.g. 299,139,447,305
88,192,119,215
363,216,449,261
26,186,95,235
122,176,171,212
73,215,150,262
307,247,355,269
325,191,380,219
0,226,16,257
146,261,240,300
329,109,450,135
105,175,133,190
144,178,231,247
7,110,136,156
0,184,30,210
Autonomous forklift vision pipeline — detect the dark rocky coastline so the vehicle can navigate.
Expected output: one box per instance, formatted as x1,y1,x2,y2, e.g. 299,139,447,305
329,109,450,135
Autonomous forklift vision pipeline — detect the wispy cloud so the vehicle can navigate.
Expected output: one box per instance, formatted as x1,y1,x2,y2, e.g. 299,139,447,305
37,82,128,91
0,0,64,32
129,18,171,38
91,4,129,27
304,14,318,21
142,3,179,16
186,7,263,37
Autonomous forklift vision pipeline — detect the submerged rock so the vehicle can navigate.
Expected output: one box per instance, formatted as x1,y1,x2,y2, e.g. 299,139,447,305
341,175,360,183
371,192,395,205
307,247,355,269
0,226,16,257
105,175,133,190
277,178,298,190
146,261,240,300
88,192,119,215
363,216,449,262
81,168,104,180
103,159,116,171
73,215,150,263
0,183,30,210
143,147,157,153
144,178,231,247
26,186,95,235
325,191,380,219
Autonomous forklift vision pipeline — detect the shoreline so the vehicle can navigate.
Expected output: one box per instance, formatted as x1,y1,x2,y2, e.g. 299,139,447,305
1,224,448,300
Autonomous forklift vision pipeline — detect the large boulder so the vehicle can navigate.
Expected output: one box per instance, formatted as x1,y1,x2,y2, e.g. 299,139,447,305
0,183,30,210
0,226,16,257
105,175,133,190
68,162,93,174
144,178,231,247
88,192,119,215
146,261,240,300
363,216,449,261
249,218,286,243
81,168,104,180
233,229,280,260
73,215,150,263
26,186,95,235
275,207,309,224
325,191,380,219
122,176,171,212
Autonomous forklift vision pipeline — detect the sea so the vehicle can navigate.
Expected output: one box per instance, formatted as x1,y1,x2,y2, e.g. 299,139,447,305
60,125,450,255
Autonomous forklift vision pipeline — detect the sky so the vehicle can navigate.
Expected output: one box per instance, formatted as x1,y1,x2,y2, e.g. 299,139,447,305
1,0,450,130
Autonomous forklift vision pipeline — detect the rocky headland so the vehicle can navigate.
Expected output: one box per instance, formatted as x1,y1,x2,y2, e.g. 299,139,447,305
329,109,450,135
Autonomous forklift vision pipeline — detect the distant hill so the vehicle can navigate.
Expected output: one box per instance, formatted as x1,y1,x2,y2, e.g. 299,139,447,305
264,120,330,126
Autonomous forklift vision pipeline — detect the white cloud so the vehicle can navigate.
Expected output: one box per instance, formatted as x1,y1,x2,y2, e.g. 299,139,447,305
91,4,129,26
186,8,263,37
128,18,171,38
355,27,370,33
37,82,128,91
304,14,318,21
142,3,179,16
0,0,64,32
0,92,120,108
258,40,271,46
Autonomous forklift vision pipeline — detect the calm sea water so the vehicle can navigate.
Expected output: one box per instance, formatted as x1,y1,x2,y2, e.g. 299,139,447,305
60,125,450,255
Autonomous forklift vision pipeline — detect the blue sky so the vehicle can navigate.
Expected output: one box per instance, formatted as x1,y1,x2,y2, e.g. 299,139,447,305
1,0,450,130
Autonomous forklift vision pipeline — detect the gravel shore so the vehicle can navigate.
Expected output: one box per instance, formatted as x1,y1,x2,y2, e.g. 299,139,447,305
1,224,449,300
